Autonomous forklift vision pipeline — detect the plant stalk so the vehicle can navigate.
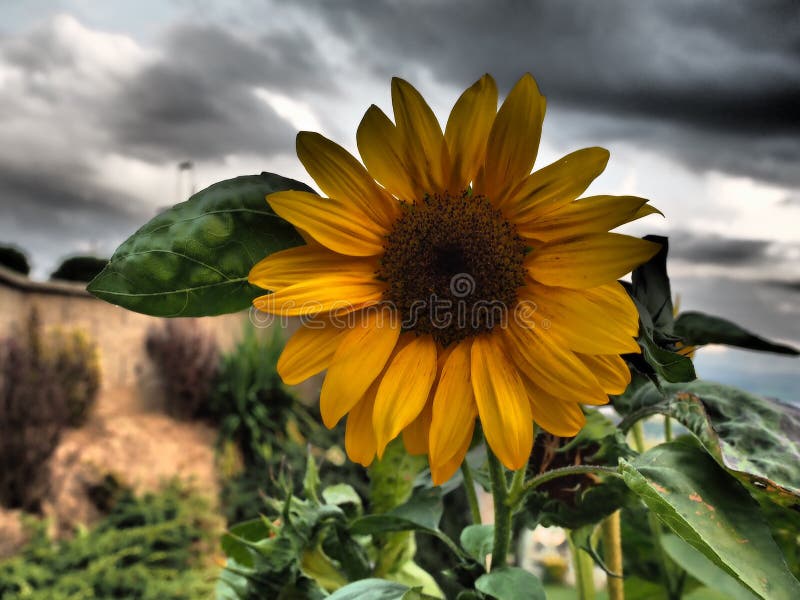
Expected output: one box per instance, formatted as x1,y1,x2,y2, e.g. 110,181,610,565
601,511,624,600
461,461,482,525
569,536,596,600
664,415,673,442
486,445,512,570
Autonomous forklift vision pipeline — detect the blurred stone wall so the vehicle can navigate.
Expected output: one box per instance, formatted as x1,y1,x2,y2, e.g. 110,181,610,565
0,264,250,417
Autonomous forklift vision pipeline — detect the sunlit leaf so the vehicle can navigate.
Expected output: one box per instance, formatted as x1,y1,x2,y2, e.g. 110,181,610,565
660,534,757,600
620,439,800,599
624,379,800,507
87,172,307,316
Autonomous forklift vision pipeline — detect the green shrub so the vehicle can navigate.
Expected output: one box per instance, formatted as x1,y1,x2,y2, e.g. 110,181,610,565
50,256,108,282
208,327,296,467
146,320,219,420
0,244,29,275
0,310,100,510
0,481,217,599
212,327,369,525
49,329,101,428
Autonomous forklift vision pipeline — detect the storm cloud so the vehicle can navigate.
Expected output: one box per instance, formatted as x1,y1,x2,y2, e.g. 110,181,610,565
304,0,800,185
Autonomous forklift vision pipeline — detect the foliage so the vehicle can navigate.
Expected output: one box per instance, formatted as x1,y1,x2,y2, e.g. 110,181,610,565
50,255,108,282
87,168,800,599
0,309,100,510
146,319,220,420
209,327,295,466
0,482,218,599
87,173,308,317
48,328,101,427
524,411,635,530
0,244,30,275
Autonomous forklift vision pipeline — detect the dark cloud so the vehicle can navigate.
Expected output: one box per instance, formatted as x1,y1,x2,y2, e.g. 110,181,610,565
113,24,337,162
305,0,800,185
0,16,336,275
0,164,145,277
667,231,774,266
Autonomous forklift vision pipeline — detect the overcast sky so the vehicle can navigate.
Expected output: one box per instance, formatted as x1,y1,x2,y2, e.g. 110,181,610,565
1,0,798,396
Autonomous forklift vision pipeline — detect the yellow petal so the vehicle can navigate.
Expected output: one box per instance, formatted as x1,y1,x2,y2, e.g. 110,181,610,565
373,334,438,457
578,353,632,395
429,340,477,469
320,310,400,428
357,105,418,202
521,374,587,437
503,321,609,406
391,77,448,194
431,430,473,486
268,190,386,256
444,74,498,191
499,147,609,217
253,275,385,316
345,381,378,467
297,131,399,229
526,233,661,289
481,74,545,203
249,244,378,291
402,397,432,456
519,282,640,355
471,333,532,470
277,319,349,385
518,195,654,242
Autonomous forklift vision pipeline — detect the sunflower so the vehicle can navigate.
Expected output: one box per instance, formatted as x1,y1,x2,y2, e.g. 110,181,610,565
249,74,660,484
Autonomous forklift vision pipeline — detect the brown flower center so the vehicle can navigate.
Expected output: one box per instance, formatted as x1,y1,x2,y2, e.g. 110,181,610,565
379,191,527,346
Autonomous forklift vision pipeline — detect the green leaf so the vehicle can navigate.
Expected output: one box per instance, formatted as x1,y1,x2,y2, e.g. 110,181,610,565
325,578,410,599
87,172,307,316
660,534,757,600
351,488,444,535
220,518,272,567
620,439,800,599
626,379,800,507
459,524,494,565
474,567,545,600
630,234,674,334
304,450,322,506
638,323,696,382
322,483,363,517
674,311,799,355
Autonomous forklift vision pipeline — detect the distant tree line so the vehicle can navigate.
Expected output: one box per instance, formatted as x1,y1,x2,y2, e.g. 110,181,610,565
0,244,108,282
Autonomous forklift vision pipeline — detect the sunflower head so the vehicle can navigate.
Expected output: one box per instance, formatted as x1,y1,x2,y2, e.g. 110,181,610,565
249,73,660,484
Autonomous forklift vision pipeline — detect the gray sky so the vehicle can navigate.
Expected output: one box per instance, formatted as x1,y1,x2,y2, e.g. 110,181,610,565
1,0,798,395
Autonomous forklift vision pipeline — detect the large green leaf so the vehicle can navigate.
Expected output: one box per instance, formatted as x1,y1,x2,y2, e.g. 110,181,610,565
624,380,800,507
660,534,757,600
87,172,307,316
474,567,545,600
620,439,800,599
674,311,799,355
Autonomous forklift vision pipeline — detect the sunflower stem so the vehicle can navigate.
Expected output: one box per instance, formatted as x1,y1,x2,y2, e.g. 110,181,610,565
486,445,512,570
512,465,621,505
506,467,526,509
461,461,482,525
664,415,673,442
601,510,624,600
